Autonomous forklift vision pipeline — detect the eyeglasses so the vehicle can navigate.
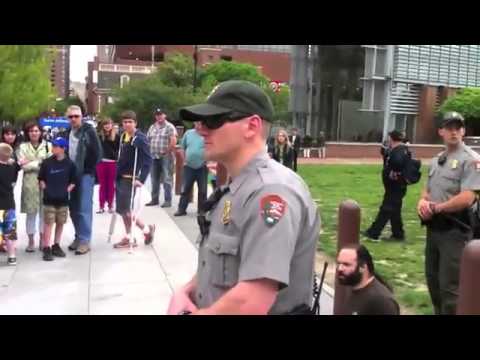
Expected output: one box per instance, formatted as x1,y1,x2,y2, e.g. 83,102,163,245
200,113,251,130
68,115,81,119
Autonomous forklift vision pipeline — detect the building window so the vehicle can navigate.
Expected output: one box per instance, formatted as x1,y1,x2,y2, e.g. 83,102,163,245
221,55,232,61
120,75,130,88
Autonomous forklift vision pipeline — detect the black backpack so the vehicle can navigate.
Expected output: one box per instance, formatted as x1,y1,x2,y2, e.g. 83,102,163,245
402,150,422,185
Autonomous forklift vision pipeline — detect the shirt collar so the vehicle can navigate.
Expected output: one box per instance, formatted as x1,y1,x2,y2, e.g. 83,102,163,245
229,150,270,195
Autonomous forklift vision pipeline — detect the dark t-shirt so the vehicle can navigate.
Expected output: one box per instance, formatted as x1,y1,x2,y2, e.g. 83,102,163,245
100,134,120,161
344,278,400,315
38,156,77,207
0,162,18,210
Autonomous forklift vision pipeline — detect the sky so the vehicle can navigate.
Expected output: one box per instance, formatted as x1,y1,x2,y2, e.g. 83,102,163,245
70,45,97,83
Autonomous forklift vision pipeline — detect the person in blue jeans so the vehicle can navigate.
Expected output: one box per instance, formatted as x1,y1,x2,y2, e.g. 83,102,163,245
146,108,177,208
174,122,207,216
64,105,102,255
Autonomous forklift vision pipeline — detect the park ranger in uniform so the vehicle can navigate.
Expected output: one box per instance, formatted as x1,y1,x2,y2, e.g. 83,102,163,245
167,80,320,315
417,111,480,315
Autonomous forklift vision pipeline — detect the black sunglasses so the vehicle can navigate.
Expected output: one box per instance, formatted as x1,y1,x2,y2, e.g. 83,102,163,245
200,112,251,130
68,115,81,119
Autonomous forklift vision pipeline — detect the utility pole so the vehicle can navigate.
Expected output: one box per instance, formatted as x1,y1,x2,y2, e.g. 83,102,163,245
151,45,155,69
193,45,198,94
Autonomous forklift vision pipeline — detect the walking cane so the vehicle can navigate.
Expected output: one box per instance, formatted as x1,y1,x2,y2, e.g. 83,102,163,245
129,144,139,254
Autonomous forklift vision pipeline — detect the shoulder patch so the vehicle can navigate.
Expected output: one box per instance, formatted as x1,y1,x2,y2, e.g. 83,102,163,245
260,194,287,226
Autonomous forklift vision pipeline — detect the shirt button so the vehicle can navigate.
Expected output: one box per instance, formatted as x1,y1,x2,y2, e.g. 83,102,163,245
198,293,203,300
202,260,206,267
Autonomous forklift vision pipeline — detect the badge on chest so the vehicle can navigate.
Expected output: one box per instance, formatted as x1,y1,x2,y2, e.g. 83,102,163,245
222,200,232,225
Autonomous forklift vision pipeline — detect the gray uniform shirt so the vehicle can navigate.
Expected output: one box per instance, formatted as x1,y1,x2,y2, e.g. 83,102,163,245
427,143,480,203
195,151,320,314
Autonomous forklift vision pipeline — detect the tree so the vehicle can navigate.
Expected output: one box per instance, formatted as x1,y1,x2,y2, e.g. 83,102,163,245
103,75,205,130
199,60,291,124
439,88,480,135
198,60,270,91
55,96,85,116
103,54,291,129
156,53,199,88
0,45,55,123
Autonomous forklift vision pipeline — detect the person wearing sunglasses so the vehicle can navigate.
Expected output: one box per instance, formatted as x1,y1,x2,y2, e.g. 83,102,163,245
167,80,320,315
417,112,480,315
64,105,103,255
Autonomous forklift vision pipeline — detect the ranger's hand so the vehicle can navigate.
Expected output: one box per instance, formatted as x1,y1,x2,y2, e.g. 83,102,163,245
167,286,198,315
418,199,434,220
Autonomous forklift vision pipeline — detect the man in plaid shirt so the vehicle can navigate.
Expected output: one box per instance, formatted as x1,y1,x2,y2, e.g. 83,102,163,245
146,108,177,207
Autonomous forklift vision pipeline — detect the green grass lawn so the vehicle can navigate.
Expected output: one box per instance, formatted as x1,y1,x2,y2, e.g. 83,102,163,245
299,164,433,315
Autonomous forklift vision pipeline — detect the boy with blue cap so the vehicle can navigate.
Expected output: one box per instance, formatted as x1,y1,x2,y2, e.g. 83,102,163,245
38,137,77,261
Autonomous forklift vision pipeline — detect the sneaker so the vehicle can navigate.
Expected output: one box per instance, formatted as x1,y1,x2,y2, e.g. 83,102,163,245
114,237,138,249
52,244,66,257
145,201,159,207
68,239,80,251
96,209,105,214
43,247,54,261
174,210,187,217
144,224,156,245
7,257,17,266
75,244,90,255
108,208,115,214
161,202,172,208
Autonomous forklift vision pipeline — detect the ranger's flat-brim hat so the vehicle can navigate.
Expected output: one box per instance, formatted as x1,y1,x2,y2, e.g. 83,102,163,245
179,80,274,122
439,111,465,128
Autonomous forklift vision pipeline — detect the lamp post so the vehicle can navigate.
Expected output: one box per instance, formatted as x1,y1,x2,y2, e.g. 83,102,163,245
193,45,198,94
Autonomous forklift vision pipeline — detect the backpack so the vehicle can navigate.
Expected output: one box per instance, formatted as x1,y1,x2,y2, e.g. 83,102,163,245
402,149,422,185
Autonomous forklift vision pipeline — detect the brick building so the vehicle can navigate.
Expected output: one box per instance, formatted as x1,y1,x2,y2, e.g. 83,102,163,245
49,45,70,99
86,45,291,115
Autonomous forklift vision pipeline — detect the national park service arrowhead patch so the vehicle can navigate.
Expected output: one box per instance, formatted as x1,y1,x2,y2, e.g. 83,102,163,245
260,194,287,227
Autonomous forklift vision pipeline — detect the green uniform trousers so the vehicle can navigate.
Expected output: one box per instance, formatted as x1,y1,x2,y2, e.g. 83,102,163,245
425,227,471,315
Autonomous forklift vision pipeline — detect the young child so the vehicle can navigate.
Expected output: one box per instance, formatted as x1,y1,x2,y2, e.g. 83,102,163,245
0,143,19,265
38,137,76,261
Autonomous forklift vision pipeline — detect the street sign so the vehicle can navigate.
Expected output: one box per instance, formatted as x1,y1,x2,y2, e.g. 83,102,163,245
39,117,71,129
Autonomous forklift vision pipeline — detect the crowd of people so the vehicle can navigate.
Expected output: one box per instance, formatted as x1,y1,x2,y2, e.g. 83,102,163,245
2,81,473,316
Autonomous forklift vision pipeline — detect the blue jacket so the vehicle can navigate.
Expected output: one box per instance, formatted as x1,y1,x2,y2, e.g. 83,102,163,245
116,130,152,184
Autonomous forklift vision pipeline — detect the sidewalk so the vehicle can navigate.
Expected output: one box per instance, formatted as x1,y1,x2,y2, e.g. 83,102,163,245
0,174,333,315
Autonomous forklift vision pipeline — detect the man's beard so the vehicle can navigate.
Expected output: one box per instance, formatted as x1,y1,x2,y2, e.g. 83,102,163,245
338,266,362,287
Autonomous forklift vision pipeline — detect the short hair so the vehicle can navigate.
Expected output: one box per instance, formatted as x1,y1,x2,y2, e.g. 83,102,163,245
121,110,137,121
388,130,405,142
262,120,271,141
66,105,82,115
23,121,41,143
0,143,13,162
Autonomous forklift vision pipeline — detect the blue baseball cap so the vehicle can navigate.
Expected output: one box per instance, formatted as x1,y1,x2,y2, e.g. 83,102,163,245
52,137,68,149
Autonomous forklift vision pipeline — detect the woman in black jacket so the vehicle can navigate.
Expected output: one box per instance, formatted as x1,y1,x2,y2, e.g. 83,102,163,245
272,128,294,170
